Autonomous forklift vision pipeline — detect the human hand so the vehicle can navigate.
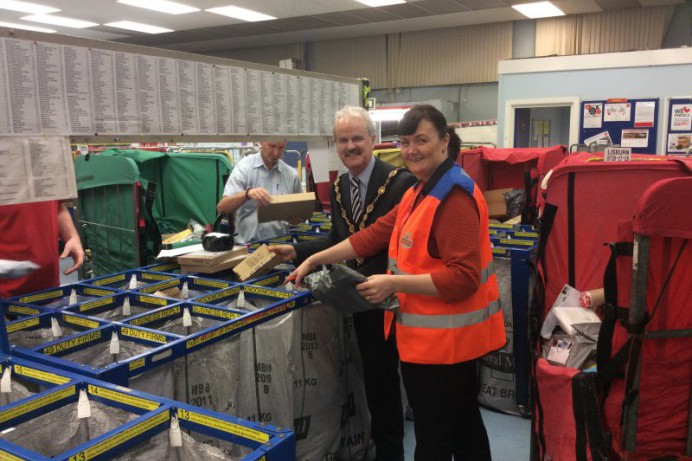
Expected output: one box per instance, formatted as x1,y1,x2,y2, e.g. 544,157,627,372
61,237,85,275
268,244,297,262
247,187,272,206
357,274,396,304
286,257,316,287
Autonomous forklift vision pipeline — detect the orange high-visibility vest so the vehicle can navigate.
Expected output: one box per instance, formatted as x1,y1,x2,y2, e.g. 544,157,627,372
386,164,505,364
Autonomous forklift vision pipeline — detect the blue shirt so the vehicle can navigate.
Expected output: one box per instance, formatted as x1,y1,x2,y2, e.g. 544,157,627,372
223,152,302,243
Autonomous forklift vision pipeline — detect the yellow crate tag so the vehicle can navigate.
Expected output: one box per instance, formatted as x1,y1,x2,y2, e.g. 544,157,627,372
87,385,159,411
499,239,535,247
120,327,167,344
254,275,281,287
489,223,514,229
515,231,538,238
138,295,168,306
0,450,24,461
79,297,114,312
6,304,39,316
196,286,241,304
129,358,145,371
0,386,75,423
6,318,40,333
128,306,180,326
43,331,102,355
298,235,318,241
150,264,179,272
244,286,293,299
177,408,269,443
14,365,71,385
92,274,126,286
141,279,179,293
19,289,62,303
63,314,100,329
69,410,169,461
140,273,171,281
193,279,228,289
83,288,115,297
492,247,508,255
192,305,241,320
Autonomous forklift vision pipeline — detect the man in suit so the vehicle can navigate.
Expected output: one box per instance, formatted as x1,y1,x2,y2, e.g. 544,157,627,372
271,105,415,461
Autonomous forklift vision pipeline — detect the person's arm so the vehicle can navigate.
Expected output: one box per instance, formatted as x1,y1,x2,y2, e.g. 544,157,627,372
288,238,359,286
216,187,271,214
58,203,84,275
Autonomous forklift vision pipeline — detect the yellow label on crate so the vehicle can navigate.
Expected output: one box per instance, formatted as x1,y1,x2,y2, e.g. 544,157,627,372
120,327,167,344
244,286,293,299
192,305,241,320
193,279,228,289
196,286,241,304
141,273,171,281
129,358,145,371
0,450,24,461
63,314,99,329
128,306,181,326
177,408,269,443
515,231,538,238
6,318,40,333
6,304,40,316
298,235,318,241
254,275,281,287
79,297,114,312
83,288,115,297
43,331,102,355
499,239,535,247
87,385,159,411
186,303,290,349
92,274,126,286
141,279,179,293
489,223,514,229
19,289,62,303
69,410,169,461
151,263,179,272
138,295,168,306
14,365,71,385
0,386,74,423
492,247,508,255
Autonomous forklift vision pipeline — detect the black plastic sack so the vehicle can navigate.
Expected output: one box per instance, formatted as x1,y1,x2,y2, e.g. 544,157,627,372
304,265,398,314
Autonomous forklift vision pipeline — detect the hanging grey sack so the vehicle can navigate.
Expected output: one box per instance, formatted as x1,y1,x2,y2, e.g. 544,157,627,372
303,265,398,314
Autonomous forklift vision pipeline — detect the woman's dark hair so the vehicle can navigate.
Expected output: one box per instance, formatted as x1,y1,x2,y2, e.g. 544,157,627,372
397,104,448,140
447,127,461,161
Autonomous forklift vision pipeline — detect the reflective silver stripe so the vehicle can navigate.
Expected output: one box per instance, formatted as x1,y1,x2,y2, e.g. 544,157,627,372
388,257,406,275
481,261,496,284
396,299,501,329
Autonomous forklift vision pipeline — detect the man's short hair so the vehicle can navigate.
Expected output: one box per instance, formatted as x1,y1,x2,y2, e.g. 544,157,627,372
334,105,376,137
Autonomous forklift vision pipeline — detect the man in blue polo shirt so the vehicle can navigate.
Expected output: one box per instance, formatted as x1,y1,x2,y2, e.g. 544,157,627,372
217,141,302,244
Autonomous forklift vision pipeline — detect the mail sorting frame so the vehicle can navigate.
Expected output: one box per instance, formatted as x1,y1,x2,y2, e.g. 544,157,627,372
196,268,293,288
82,269,179,292
133,274,234,299
5,284,122,311
0,355,295,460
61,291,182,324
140,262,182,274
5,310,108,352
490,241,537,411
122,301,246,336
11,289,312,388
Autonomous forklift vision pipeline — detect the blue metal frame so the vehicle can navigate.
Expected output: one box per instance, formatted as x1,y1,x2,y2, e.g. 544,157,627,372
82,269,178,291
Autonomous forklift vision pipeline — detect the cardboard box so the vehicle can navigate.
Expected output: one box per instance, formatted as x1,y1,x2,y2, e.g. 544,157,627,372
177,246,247,271
232,244,283,281
483,188,513,219
257,192,316,223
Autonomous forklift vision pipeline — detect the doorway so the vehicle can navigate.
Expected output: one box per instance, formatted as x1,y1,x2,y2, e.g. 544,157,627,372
504,97,580,148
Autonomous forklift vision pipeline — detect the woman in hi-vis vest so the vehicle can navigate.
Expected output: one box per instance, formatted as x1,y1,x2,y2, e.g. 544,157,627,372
290,105,505,461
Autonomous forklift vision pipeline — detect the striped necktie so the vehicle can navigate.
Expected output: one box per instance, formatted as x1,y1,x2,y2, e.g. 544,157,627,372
350,175,363,224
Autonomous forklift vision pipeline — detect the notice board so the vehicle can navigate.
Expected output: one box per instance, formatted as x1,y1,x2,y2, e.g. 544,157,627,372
664,97,692,155
580,99,658,154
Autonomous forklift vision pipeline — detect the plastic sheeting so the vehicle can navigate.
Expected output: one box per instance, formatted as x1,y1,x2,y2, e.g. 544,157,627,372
9,325,80,349
113,430,240,461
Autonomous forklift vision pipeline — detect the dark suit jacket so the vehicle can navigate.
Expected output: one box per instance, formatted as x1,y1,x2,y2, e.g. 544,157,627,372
294,158,416,277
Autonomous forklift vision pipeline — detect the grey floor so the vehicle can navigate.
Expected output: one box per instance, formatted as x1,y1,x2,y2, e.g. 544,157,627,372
61,260,532,460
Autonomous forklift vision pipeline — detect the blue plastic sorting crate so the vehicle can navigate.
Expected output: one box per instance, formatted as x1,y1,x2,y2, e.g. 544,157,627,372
62,292,181,323
140,262,182,274
0,356,295,460
124,302,244,336
479,240,536,416
190,284,304,313
6,285,121,311
2,300,46,319
6,311,106,351
245,235,294,252
135,275,233,301
83,269,178,291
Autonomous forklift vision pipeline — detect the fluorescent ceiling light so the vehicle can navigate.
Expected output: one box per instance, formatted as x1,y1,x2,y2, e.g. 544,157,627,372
0,20,55,32
205,6,277,22
0,0,59,14
116,0,199,15
22,14,98,28
355,0,406,6
512,1,565,19
105,21,173,34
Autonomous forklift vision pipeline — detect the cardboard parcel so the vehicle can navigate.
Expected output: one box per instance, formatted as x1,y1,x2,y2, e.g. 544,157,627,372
233,244,283,281
177,246,247,274
257,192,316,223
